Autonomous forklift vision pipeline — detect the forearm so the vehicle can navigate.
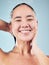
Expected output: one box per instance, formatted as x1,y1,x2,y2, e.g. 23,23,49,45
0,19,10,32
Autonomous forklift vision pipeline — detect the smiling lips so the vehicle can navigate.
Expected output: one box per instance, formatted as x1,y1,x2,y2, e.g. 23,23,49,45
18,28,32,34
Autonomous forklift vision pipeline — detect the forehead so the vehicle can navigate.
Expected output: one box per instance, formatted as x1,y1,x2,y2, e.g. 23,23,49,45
12,5,35,18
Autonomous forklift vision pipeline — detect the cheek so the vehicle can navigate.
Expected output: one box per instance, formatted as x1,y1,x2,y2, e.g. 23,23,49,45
30,21,37,28
12,23,19,30
30,21,38,32
12,23,19,35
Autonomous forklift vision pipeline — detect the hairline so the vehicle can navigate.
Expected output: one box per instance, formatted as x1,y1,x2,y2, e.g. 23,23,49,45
11,3,36,18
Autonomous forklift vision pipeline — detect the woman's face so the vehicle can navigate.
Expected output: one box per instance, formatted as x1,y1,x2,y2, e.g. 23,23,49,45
11,5,38,41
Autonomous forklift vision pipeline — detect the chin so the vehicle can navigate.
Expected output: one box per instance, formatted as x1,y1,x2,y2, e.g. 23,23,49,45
20,38,32,41
17,34,35,42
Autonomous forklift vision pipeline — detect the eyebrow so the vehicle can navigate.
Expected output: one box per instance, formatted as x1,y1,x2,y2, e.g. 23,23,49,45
26,15,34,18
14,15,34,19
14,16,21,19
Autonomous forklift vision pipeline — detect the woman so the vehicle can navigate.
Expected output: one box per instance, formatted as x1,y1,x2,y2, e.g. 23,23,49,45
0,3,49,65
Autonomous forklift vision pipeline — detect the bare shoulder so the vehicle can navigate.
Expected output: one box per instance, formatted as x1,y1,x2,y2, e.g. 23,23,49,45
0,49,4,54
0,49,4,57
0,49,7,64
0,49,7,58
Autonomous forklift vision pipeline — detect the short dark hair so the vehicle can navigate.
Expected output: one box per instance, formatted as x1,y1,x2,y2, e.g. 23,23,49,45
11,3,36,18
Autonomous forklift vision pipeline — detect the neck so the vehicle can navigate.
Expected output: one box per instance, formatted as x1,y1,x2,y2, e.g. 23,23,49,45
15,39,32,55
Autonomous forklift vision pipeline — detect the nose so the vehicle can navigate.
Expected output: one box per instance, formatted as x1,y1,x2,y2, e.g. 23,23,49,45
21,22,29,28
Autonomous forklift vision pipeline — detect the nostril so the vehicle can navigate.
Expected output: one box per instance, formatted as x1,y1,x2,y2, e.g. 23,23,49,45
21,25,29,28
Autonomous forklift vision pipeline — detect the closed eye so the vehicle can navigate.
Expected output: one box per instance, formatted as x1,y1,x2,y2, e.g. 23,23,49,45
27,19,33,21
15,20,21,22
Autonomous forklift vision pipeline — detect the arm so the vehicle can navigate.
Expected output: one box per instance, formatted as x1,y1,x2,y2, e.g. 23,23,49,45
47,56,49,58
0,19,11,32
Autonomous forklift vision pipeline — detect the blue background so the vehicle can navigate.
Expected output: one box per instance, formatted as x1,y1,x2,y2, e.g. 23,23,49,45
0,0,49,55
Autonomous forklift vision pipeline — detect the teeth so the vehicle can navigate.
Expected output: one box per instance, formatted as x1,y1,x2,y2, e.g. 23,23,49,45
20,30,30,33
